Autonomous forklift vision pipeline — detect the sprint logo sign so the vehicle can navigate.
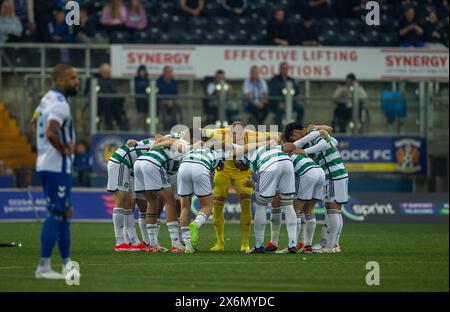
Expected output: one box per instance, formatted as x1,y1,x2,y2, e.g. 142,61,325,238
342,197,396,221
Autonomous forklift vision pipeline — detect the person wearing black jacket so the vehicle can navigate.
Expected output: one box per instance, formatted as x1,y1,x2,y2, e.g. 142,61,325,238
220,0,248,17
97,63,129,131
423,10,445,45
268,62,304,129
134,65,149,131
293,16,320,46
266,9,291,46
75,5,97,43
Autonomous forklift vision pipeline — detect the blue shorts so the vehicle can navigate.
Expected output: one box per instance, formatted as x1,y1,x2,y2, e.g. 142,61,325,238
38,171,73,214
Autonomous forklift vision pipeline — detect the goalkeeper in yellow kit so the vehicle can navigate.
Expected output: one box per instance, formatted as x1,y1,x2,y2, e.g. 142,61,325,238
202,122,275,252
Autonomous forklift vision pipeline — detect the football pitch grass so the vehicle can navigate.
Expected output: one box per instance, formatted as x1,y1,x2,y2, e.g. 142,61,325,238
0,222,448,292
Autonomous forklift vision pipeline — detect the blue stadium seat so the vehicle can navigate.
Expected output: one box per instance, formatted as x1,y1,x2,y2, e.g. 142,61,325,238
380,91,406,120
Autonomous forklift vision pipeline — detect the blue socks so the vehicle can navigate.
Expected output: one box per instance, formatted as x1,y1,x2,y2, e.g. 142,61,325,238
40,214,71,260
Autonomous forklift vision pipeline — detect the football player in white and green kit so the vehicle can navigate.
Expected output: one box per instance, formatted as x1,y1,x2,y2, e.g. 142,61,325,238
177,137,232,253
275,149,325,254
107,138,156,251
235,142,298,254
284,122,348,253
133,133,191,253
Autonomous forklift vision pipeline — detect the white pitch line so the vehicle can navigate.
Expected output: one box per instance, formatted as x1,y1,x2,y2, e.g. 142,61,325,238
0,259,447,271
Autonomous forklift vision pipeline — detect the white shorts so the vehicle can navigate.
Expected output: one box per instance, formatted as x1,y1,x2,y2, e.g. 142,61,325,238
134,159,170,192
324,178,349,204
177,162,213,197
256,160,295,198
107,161,145,200
295,167,326,201
107,160,132,192
167,173,179,200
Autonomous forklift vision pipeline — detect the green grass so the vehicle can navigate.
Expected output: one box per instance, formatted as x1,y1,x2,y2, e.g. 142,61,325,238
0,223,448,292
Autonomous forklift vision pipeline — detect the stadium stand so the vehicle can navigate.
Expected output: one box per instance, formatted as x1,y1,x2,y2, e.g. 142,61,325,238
0,0,448,47
0,101,36,170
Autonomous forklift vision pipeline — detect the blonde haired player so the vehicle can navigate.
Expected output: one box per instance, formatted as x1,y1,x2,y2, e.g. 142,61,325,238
202,123,279,252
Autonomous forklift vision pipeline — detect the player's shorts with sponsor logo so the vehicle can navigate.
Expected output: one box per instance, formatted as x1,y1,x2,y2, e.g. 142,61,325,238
134,159,170,192
107,160,145,199
324,177,349,204
255,160,295,199
177,162,213,197
295,167,326,201
38,171,72,215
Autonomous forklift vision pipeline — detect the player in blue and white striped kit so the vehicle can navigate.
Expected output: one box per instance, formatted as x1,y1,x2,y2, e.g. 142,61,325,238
34,64,80,280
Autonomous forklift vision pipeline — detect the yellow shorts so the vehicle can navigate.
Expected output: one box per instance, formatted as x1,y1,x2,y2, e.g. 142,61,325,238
213,169,253,198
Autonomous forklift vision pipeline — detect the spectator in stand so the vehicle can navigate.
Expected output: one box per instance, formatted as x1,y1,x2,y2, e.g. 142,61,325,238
293,15,320,46
100,0,127,33
97,63,129,131
243,66,268,125
125,0,147,31
220,0,248,17
75,5,97,43
10,0,35,39
156,66,180,129
179,0,205,17
303,0,331,19
0,1,23,43
48,6,74,63
73,140,92,187
268,62,304,129
334,0,362,19
33,0,56,42
266,8,291,46
48,7,74,43
134,65,149,131
423,9,445,46
206,69,239,124
332,73,368,133
398,6,425,47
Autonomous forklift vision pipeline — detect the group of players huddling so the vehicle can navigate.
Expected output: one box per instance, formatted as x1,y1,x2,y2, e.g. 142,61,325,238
107,121,348,254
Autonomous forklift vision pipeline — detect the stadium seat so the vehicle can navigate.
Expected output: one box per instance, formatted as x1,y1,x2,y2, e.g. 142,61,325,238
231,16,249,30
189,16,209,30
318,30,336,46
380,33,399,47
134,30,153,44
341,18,364,33
380,91,406,121
359,31,380,47
109,31,131,43
336,30,358,46
159,1,177,14
318,18,340,33
204,0,222,15
211,17,232,31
